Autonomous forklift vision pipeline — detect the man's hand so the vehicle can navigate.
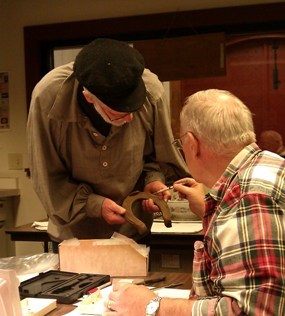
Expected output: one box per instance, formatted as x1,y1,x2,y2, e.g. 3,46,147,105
173,178,205,218
105,282,155,316
101,198,126,225
143,181,171,212
105,282,195,316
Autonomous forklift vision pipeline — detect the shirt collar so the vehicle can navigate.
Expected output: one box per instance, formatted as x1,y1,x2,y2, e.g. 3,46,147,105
207,143,261,203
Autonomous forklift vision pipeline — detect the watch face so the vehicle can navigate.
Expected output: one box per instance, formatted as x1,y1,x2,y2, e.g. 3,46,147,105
146,301,159,314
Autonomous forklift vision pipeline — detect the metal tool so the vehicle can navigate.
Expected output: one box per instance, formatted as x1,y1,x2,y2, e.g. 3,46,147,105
153,182,188,195
136,276,166,286
153,186,174,195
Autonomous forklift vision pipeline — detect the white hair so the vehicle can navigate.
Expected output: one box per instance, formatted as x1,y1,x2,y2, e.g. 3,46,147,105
180,89,256,154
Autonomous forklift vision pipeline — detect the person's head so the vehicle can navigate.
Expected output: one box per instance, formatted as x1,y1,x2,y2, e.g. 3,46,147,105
177,89,256,184
73,38,146,125
259,130,283,153
82,88,134,126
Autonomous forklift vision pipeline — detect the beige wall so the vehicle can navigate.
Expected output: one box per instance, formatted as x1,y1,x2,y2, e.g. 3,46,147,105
0,0,281,256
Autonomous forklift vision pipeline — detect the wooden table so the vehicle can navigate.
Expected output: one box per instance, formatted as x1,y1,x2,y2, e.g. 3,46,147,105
5,221,204,256
48,271,192,315
5,220,51,252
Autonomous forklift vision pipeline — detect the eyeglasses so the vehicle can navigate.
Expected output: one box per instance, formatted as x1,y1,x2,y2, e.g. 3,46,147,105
172,132,189,152
172,138,183,151
173,131,199,153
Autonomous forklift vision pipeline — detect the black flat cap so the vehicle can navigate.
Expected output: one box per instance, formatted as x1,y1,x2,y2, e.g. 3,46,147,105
73,38,146,112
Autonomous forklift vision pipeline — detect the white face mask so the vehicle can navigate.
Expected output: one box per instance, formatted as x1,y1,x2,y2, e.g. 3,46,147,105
93,103,129,127
83,89,132,126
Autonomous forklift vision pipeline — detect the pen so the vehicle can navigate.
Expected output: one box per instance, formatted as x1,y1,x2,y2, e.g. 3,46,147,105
135,276,166,286
86,281,112,294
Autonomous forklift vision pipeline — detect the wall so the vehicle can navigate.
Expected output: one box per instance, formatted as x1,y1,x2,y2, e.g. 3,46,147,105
180,39,285,139
0,0,282,256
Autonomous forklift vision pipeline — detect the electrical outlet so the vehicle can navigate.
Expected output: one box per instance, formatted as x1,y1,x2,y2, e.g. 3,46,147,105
8,153,23,170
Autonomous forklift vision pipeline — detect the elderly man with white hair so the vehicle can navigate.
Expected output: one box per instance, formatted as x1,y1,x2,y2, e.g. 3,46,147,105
107,89,285,316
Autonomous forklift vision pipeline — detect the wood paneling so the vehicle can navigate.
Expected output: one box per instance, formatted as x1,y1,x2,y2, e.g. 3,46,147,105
24,3,285,109
178,36,285,139
133,33,225,82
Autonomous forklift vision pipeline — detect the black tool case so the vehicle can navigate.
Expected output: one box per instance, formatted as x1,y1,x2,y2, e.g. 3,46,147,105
19,270,110,304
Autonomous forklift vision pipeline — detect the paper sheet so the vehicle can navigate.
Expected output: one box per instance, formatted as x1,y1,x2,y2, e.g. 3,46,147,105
31,221,48,231
151,221,202,234
63,286,112,316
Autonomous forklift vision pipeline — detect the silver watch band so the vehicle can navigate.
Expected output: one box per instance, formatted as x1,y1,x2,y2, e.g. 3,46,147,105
146,296,162,316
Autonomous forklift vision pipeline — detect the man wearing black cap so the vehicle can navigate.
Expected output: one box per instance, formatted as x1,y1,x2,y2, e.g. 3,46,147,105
27,38,189,247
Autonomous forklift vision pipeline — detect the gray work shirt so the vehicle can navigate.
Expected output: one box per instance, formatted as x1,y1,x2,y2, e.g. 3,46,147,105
27,62,189,241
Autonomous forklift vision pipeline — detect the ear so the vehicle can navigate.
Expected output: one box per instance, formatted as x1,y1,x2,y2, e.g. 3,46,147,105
187,132,200,157
82,90,93,104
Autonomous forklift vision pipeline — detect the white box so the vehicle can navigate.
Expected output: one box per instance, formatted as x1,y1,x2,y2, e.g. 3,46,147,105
21,298,56,316
167,200,200,221
59,235,149,277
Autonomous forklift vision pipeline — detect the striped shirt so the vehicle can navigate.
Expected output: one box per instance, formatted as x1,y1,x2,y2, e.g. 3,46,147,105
191,143,285,315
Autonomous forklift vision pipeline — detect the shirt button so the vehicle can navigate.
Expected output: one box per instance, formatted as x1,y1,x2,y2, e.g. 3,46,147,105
102,145,107,151
102,162,108,167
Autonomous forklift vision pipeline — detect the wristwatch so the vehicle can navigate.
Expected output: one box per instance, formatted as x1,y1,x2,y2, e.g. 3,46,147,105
146,296,162,316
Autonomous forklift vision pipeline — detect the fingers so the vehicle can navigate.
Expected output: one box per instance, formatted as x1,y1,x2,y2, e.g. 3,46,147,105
102,198,127,225
104,299,117,315
109,282,131,302
142,199,160,212
106,299,113,310
112,281,124,291
105,291,119,311
160,191,172,202
175,177,196,186
104,283,131,314
174,178,196,193
105,212,126,225
114,205,126,216
173,178,196,200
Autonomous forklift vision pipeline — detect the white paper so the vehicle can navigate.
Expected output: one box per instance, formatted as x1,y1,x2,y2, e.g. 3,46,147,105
64,286,112,316
151,221,202,233
155,288,190,299
21,298,56,316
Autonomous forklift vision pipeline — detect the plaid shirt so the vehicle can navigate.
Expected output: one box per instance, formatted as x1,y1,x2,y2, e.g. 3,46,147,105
191,143,285,315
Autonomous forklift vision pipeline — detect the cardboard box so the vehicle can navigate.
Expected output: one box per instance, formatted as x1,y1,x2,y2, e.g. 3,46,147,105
59,235,149,277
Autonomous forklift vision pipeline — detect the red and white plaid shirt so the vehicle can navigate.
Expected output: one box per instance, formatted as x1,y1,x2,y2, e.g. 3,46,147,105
191,143,285,315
